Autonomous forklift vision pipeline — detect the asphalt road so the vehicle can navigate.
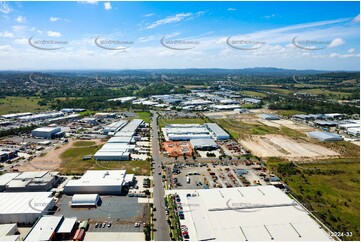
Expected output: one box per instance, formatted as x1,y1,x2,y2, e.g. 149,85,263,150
151,112,170,241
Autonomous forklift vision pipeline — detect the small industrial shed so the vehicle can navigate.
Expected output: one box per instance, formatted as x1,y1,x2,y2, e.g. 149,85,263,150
259,114,280,120
71,194,100,207
307,131,344,142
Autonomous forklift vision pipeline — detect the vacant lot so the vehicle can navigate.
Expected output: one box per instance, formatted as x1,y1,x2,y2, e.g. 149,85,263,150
58,140,150,175
267,158,360,241
136,111,151,123
240,134,339,160
0,96,49,115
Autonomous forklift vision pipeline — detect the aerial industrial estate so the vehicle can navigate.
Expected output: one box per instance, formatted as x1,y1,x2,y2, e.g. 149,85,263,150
0,70,359,241
0,1,359,242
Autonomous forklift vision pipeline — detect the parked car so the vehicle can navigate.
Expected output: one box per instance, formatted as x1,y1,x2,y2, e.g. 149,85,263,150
95,223,99,228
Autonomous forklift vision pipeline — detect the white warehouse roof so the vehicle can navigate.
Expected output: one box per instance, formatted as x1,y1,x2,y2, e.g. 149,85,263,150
64,170,130,195
66,170,126,187
166,186,332,241
0,192,54,215
307,131,344,141
32,127,61,133
24,215,63,241
205,123,230,140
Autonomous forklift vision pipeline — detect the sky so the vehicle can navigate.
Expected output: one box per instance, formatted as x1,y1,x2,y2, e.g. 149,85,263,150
0,1,359,71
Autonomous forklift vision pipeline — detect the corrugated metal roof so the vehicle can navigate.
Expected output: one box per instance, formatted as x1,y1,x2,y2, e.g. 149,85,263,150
307,131,343,141
24,215,63,241
0,173,20,186
56,218,77,233
165,186,332,241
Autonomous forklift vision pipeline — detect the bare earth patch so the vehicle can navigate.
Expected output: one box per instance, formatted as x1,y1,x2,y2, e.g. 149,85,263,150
271,119,316,132
240,134,340,160
18,139,104,171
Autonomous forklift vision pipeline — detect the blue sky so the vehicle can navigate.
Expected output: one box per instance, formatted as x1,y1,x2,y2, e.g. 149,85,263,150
0,1,359,70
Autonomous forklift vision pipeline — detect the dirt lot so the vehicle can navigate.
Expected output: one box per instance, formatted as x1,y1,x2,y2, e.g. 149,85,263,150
271,119,316,132
240,134,340,160
18,139,103,171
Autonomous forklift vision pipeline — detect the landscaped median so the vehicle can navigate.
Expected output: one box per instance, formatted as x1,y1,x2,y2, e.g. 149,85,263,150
165,194,183,241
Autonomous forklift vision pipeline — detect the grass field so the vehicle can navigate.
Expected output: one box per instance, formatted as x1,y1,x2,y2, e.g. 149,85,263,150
73,141,96,147
266,158,360,241
241,90,267,98
59,142,150,175
275,110,306,117
158,117,206,127
301,88,352,98
215,118,306,140
137,111,151,123
183,85,207,89
0,96,49,115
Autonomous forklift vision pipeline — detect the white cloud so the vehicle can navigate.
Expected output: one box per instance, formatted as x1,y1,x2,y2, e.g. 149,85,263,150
328,38,344,48
0,45,11,51
347,48,355,53
145,12,203,29
264,14,276,19
49,17,60,22
47,31,61,37
0,1,11,14
14,38,28,44
15,16,26,23
228,8,236,11
329,52,360,58
353,14,360,22
104,2,111,10
144,13,155,17
78,0,98,4
0,31,14,38
12,25,26,32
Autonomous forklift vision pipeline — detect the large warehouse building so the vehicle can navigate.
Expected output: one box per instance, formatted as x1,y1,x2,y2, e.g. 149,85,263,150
32,127,63,139
95,119,144,161
164,125,212,141
162,123,230,141
64,170,130,195
166,186,332,241
103,120,127,135
307,131,344,142
0,192,55,224
205,123,230,140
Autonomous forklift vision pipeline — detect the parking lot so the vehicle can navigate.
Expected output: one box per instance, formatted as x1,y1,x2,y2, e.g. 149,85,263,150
55,195,148,223
165,160,269,190
87,222,144,233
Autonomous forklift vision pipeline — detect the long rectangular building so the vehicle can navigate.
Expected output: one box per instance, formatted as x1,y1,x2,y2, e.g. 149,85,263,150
205,123,230,140
166,186,332,241
0,192,54,224
64,170,127,195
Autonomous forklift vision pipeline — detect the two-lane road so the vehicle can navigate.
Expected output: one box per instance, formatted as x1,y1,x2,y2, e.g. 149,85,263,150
151,112,170,241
